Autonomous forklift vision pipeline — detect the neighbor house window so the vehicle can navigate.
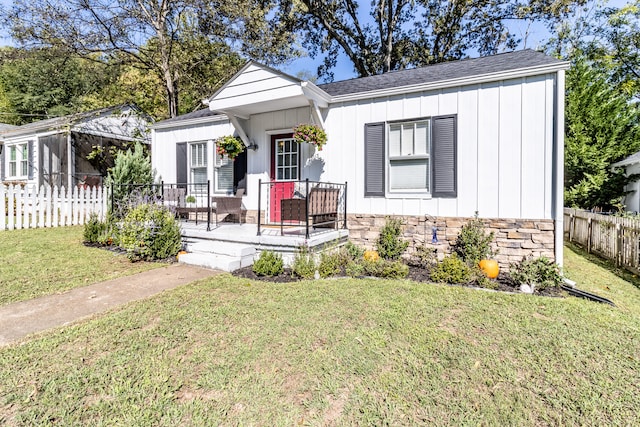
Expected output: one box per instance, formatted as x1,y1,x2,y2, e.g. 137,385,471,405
388,120,430,192
214,150,234,193
189,142,207,192
8,143,28,178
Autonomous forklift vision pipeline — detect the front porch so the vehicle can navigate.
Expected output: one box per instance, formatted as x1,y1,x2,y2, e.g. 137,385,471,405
178,221,349,272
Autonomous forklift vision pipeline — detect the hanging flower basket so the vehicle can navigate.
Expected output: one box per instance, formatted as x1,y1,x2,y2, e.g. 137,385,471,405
293,123,327,151
215,135,245,160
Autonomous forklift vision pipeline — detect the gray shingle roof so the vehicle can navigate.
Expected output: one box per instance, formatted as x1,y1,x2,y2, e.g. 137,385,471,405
1,104,146,138
0,123,17,133
318,49,565,97
155,108,221,125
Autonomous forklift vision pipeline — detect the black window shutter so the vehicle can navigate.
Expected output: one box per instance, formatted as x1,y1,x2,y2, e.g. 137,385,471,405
0,147,4,181
365,122,385,197
176,142,187,185
431,115,457,198
27,140,34,180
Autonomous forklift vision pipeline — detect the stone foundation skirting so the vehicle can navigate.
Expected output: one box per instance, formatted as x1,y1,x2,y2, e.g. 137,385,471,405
346,214,556,268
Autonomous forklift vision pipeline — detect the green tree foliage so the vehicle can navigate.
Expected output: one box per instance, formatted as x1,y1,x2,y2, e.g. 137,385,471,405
278,0,585,79
6,0,297,118
564,57,640,210
0,47,116,125
553,1,640,98
106,142,156,215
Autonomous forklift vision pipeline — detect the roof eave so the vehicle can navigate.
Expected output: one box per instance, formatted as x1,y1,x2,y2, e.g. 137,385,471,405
328,62,570,103
152,114,229,130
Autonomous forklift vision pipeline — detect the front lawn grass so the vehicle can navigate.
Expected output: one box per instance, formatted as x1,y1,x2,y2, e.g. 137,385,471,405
0,226,161,306
564,242,640,313
1,247,639,425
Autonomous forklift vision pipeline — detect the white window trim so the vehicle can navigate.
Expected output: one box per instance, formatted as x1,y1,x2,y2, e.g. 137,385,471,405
274,137,300,182
385,118,432,198
6,142,29,180
188,141,208,194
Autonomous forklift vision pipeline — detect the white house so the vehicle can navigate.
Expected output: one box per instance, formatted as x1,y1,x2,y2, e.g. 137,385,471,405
612,152,640,213
152,50,568,267
0,105,150,189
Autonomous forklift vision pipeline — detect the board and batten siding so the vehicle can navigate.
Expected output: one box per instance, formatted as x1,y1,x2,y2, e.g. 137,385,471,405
210,64,303,113
321,73,557,220
151,120,234,184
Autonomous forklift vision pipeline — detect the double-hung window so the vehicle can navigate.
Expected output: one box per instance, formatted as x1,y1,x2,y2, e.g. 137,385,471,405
8,143,29,178
365,115,457,198
189,142,207,192
388,120,430,192
214,146,234,193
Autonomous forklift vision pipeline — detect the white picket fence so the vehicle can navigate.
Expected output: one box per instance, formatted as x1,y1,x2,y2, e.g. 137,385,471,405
1,184,107,231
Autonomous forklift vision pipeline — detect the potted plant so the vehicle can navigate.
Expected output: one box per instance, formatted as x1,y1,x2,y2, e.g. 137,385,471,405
185,195,196,206
293,123,328,151
215,135,245,160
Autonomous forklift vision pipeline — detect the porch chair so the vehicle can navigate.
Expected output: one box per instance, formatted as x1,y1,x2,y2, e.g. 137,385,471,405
212,188,245,226
280,186,340,235
164,187,186,215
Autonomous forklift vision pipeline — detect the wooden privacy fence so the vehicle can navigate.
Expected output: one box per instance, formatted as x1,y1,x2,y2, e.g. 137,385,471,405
1,184,107,231
564,208,640,274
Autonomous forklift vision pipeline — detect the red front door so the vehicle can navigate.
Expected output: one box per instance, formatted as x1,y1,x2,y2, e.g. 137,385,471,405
270,134,300,222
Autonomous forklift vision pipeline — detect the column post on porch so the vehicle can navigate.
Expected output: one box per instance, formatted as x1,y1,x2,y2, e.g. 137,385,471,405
343,181,348,229
257,179,262,236
305,178,310,239
206,180,211,231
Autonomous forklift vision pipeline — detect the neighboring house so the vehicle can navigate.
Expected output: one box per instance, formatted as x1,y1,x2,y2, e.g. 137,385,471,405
612,152,640,213
152,50,568,267
0,105,151,189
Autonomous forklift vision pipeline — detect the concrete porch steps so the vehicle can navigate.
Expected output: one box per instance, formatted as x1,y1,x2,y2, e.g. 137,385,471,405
180,237,256,272
178,252,253,272
177,222,350,272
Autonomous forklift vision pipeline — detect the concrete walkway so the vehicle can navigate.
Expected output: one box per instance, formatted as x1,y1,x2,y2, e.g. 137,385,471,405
0,264,220,347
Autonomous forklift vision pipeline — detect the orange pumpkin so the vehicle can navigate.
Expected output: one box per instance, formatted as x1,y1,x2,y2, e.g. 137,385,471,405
479,259,500,279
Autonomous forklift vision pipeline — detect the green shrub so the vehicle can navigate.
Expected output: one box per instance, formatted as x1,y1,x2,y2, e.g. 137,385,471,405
252,250,284,277
430,254,472,284
318,250,346,278
409,244,438,268
292,245,316,279
105,142,157,218
83,213,108,244
376,217,409,260
376,260,409,278
118,203,182,261
345,261,366,277
454,213,495,265
343,241,365,260
473,267,499,290
510,256,562,292
346,259,409,279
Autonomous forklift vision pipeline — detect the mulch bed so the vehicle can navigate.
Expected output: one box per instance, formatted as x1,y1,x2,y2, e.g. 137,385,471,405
232,264,564,297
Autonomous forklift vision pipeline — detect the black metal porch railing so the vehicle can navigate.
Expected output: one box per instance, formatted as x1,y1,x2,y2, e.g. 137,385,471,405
257,179,347,238
110,181,212,230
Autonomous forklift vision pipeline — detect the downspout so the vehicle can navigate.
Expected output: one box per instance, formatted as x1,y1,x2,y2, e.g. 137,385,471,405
554,69,566,267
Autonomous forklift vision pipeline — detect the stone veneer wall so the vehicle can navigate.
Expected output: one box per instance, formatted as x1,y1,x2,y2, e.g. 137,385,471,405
346,214,556,268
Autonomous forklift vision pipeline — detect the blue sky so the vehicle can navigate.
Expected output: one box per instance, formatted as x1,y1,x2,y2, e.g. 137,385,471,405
0,0,628,82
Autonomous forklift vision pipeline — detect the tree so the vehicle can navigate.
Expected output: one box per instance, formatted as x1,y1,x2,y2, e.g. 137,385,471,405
106,141,156,216
280,0,585,79
0,47,116,125
564,57,640,210
5,0,296,118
